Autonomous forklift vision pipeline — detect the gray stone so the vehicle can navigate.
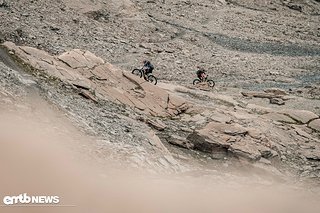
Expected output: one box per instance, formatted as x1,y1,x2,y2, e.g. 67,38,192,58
146,118,166,131
270,98,285,105
308,119,320,132
263,112,297,123
281,109,318,124
264,88,288,96
168,135,193,149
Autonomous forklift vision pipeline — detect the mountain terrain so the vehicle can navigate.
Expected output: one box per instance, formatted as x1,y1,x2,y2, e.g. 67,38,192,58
0,0,320,212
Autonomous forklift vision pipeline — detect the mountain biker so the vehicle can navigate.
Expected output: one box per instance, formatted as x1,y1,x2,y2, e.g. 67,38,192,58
142,60,154,76
196,68,207,81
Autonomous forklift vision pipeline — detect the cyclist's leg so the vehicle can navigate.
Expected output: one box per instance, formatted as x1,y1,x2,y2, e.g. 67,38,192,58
144,69,150,80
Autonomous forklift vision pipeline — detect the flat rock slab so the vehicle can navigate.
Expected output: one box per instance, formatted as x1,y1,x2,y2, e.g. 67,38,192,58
280,109,319,124
241,91,283,99
308,119,320,132
201,122,248,136
210,111,232,123
58,49,104,69
263,112,297,124
3,42,190,117
264,88,288,95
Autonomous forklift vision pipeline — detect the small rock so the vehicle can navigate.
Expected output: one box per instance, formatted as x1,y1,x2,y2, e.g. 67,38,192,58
247,128,262,139
146,118,166,131
210,111,232,123
50,25,60,31
270,98,285,105
264,88,288,95
164,155,178,166
269,71,279,75
0,0,8,7
79,90,98,103
168,135,193,149
287,4,303,12
259,157,271,165
180,127,193,133
189,114,206,124
300,170,310,177
158,158,170,168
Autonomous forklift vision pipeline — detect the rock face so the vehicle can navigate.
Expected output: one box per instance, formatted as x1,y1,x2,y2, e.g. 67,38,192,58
187,122,268,161
2,41,320,180
3,42,189,117
0,0,320,189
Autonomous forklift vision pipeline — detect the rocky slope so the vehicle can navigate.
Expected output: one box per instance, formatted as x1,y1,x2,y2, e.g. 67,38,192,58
1,41,320,181
0,0,319,86
0,0,319,197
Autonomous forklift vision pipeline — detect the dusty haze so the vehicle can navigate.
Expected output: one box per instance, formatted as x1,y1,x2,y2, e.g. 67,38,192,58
0,94,318,213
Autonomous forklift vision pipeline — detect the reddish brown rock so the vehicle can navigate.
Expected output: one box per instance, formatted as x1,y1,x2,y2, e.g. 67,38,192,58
186,122,262,161
146,118,167,131
263,112,297,124
3,42,190,117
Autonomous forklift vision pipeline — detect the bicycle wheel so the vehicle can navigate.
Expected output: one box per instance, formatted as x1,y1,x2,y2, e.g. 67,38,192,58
207,80,215,88
147,75,157,85
193,79,201,85
132,69,142,78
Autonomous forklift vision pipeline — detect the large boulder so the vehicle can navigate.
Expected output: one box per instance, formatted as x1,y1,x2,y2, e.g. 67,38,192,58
186,122,265,161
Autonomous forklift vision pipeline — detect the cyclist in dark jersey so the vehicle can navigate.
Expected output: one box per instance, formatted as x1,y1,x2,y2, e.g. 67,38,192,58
196,68,207,81
143,60,154,76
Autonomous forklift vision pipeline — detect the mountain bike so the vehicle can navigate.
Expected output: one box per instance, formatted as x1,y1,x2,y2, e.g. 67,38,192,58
193,76,215,87
132,67,158,85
